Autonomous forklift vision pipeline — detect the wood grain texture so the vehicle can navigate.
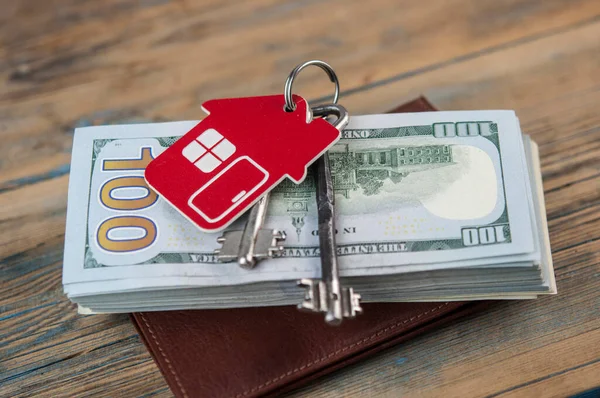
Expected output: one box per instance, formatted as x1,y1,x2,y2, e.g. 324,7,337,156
1,0,599,397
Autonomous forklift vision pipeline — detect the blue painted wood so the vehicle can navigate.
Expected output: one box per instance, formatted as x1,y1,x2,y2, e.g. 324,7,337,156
570,386,600,398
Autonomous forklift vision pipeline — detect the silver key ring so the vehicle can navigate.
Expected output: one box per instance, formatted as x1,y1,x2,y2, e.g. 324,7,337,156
284,60,340,112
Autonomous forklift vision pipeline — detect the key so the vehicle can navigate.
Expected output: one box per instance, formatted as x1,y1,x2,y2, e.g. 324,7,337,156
297,105,362,325
215,192,286,268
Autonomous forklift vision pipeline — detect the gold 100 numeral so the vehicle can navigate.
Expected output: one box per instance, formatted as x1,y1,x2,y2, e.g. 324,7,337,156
97,147,158,253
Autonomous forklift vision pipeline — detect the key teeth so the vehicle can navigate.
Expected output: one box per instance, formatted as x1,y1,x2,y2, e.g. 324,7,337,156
273,230,287,241
325,314,343,326
215,231,243,263
342,288,363,318
297,300,315,312
268,245,285,257
218,229,287,266
296,280,363,324
297,279,321,312
237,255,256,269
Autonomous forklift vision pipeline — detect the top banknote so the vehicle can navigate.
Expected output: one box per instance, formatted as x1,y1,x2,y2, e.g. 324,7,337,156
63,111,537,290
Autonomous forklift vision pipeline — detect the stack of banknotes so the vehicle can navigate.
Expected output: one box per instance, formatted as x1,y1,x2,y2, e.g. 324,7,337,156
62,110,555,313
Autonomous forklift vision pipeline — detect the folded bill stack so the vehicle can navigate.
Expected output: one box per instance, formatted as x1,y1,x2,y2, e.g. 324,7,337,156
63,110,555,313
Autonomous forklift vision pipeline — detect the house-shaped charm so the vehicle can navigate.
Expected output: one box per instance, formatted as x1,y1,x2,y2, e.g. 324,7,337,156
145,94,341,232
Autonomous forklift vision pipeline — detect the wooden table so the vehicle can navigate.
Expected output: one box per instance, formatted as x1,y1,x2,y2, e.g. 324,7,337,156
1,1,599,396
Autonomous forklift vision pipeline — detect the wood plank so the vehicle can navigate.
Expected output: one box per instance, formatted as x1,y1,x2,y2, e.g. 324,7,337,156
1,1,600,180
340,20,600,140
0,298,169,396
0,175,68,262
498,362,600,398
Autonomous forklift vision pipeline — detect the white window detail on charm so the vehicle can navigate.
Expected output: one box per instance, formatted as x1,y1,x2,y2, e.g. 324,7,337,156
212,139,236,161
195,153,221,173
181,128,236,173
182,141,207,163
197,129,223,148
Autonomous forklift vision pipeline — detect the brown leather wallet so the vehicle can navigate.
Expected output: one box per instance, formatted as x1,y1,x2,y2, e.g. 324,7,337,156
132,98,485,398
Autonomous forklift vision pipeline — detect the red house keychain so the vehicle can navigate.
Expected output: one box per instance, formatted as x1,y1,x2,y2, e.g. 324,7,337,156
145,72,342,232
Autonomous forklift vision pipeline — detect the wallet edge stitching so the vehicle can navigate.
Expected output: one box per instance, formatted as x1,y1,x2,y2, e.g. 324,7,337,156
139,313,189,398
236,302,450,397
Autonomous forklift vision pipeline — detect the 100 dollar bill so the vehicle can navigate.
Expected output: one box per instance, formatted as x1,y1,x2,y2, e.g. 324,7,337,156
64,111,535,286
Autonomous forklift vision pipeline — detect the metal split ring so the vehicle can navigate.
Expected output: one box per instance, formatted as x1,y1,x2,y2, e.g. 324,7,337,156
284,60,340,112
